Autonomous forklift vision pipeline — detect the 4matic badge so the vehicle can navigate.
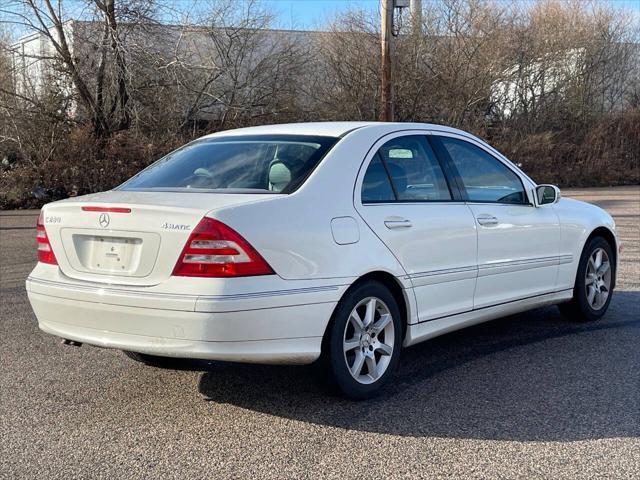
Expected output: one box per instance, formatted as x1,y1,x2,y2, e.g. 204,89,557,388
161,222,191,231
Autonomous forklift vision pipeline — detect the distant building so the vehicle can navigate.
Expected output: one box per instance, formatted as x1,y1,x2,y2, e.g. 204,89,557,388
492,45,639,118
9,20,319,119
11,20,638,121
10,22,74,99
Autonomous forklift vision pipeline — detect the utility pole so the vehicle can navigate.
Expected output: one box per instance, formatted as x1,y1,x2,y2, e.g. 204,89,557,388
410,0,422,35
380,0,394,122
380,0,410,122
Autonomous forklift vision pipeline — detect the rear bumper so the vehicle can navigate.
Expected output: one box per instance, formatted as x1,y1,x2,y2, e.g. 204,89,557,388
26,276,341,364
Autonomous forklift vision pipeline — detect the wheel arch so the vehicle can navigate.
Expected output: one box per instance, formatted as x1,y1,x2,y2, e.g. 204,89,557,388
353,271,410,334
321,271,411,355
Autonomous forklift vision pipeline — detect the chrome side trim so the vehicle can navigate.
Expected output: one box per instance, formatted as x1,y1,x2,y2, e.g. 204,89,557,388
409,265,478,287
478,256,558,277
559,254,574,265
408,254,574,285
411,265,477,279
199,285,340,301
26,276,340,301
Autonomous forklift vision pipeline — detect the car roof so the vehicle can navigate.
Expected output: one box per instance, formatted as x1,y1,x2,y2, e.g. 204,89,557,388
201,121,467,139
198,121,535,188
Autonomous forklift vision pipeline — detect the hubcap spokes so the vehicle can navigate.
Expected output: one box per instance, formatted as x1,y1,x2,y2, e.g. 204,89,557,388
585,247,611,311
343,297,395,385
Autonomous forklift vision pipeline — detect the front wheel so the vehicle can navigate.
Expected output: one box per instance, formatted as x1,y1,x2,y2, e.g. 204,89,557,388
559,236,615,322
324,281,402,399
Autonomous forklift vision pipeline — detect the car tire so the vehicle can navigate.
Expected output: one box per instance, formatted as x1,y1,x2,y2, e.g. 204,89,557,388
323,280,403,400
558,236,615,322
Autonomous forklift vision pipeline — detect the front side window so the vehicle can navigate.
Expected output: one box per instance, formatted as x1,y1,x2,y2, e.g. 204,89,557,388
438,137,527,204
361,135,452,203
119,135,338,194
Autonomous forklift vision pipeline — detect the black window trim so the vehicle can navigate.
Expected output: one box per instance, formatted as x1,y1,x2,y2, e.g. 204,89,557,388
425,135,465,201
361,134,458,205
430,133,534,207
377,152,400,201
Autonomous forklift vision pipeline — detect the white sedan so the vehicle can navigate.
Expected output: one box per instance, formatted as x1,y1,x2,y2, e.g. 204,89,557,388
27,122,619,398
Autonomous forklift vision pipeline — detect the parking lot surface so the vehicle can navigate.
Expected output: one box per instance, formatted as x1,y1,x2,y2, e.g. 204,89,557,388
1,186,638,479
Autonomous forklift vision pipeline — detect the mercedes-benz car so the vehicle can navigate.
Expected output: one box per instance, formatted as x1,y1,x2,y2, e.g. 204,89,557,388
27,122,618,399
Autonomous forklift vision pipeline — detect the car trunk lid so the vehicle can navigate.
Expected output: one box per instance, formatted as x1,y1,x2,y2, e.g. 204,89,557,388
42,190,278,286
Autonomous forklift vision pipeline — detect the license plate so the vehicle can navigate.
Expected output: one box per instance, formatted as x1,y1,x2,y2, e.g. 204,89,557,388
84,235,142,273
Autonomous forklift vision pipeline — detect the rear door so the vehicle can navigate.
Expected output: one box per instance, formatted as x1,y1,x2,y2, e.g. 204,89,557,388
355,132,478,322
432,134,561,308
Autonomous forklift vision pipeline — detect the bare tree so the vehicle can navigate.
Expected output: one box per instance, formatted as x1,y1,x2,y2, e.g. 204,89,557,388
310,9,381,120
158,0,307,132
494,0,639,131
0,0,152,136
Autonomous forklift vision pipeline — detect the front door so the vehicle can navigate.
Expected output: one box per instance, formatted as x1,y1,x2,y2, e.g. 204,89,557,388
355,133,478,322
433,134,561,309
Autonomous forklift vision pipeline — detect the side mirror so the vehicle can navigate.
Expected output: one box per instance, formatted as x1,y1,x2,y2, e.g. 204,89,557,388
535,184,561,206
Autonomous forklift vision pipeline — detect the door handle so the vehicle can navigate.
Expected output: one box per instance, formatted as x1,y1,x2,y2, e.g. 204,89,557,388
476,215,498,226
384,219,413,229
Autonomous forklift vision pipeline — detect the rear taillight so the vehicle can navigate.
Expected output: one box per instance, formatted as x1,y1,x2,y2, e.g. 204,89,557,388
172,217,274,278
36,212,57,265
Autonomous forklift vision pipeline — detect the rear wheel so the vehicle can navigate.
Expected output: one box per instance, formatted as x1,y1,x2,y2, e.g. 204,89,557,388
558,236,614,322
324,281,402,399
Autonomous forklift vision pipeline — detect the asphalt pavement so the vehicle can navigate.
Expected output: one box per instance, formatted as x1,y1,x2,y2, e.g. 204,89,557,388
1,186,638,479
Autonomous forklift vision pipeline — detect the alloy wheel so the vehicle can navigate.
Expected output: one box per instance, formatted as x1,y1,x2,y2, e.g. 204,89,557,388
585,247,611,311
342,297,395,385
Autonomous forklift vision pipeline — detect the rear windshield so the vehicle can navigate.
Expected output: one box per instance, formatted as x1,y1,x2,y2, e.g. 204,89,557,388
119,135,339,194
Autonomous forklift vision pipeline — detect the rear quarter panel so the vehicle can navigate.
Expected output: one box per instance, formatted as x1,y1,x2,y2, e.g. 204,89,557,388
207,127,412,284
211,192,408,283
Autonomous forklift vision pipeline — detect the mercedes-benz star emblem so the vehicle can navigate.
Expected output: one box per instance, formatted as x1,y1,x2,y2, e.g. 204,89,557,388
99,212,110,228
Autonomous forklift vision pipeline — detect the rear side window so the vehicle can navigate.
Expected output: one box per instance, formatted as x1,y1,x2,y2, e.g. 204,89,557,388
376,135,451,201
119,135,338,194
438,137,527,204
362,155,396,203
